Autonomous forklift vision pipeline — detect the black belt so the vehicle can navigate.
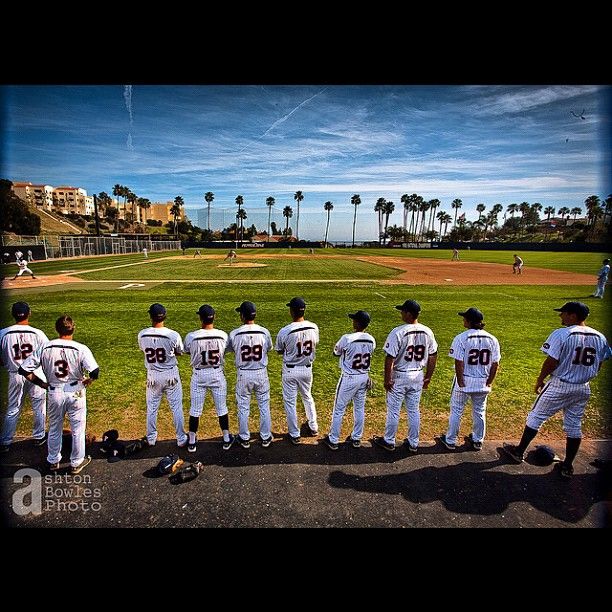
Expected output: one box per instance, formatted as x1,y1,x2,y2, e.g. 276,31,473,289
286,363,311,368
49,381,79,390
195,366,220,370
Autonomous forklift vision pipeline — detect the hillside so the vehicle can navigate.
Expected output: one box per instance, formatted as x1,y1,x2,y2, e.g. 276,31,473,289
25,201,83,235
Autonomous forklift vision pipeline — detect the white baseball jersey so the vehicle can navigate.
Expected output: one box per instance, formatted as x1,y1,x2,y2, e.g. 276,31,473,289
275,320,319,366
598,264,610,280
15,251,23,260
138,327,184,373
0,324,49,373
227,324,273,370
541,325,609,384
514,256,523,266
449,329,501,384
384,323,438,372
184,328,228,369
333,332,376,375
21,339,99,387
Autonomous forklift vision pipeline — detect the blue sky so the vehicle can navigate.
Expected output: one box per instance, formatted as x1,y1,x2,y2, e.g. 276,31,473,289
2,85,610,240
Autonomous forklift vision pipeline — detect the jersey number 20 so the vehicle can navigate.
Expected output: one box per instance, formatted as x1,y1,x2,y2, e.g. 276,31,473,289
467,349,491,365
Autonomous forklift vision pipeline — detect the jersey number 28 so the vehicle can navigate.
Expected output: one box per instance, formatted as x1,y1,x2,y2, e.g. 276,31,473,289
145,347,167,363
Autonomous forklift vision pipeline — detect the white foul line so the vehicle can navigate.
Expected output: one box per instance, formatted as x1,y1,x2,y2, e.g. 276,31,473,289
375,292,387,298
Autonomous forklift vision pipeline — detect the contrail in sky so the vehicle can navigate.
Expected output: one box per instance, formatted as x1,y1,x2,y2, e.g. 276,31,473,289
124,85,134,150
239,88,326,153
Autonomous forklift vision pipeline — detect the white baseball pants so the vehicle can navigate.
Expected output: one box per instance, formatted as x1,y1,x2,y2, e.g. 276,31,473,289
14,267,34,277
594,278,607,297
526,377,590,438
236,369,271,441
189,368,228,417
329,374,368,444
383,370,424,447
145,368,187,445
282,365,318,438
0,372,46,445
445,381,491,445
46,387,87,468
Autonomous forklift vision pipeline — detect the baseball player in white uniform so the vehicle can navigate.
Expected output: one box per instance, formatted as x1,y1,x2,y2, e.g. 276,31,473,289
14,250,23,261
227,301,273,448
0,302,49,453
275,297,319,444
11,259,37,280
138,303,188,448
184,304,234,452
503,302,609,478
439,307,500,451
373,300,438,453
513,254,524,274
325,311,376,450
19,315,99,474
592,258,610,298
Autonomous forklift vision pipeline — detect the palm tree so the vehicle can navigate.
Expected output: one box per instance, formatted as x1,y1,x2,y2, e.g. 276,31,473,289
97,191,112,218
507,203,519,218
350,194,361,247
544,206,555,220
476,203,486,221
427,199,440,235
570,207,582,221
418,199,430,239
171,196,184,236
400,194,410,233
409,195,421,241
265,196,275,242
451,198,463,229
204,192,214,231
237,208,248,241
323,201,334,246
436,210,447,238
282,205,293,238
235,195,244,242
519,202,530,237
127,190,137,224
112,184,124,218
442,212,452,237
556,206,570,228
137,197,151,223
383,201,395,244
374,198,386,244
584,195,600,227
293,190,304,240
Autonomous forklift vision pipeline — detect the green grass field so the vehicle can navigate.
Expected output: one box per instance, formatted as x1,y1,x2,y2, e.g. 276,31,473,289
2,261,610,443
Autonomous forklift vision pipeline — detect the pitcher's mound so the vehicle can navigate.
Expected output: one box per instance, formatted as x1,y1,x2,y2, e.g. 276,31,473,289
217,262,268,268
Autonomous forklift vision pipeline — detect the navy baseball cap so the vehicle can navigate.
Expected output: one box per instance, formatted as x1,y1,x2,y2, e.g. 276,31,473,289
458,307,484,323
148,303,166,317
395,300,421,316
349,310,371,327
196,304,215,321
554,301,589,320
236,301,256,318
11,301,30,318
286,297,306,310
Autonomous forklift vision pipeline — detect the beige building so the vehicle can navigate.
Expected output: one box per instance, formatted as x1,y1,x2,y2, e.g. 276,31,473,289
52,186,92,216
12,182,54,211
109,197,143,223
149,201,185,224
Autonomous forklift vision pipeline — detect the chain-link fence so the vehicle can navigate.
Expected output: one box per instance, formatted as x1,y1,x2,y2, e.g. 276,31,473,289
1,235,181,259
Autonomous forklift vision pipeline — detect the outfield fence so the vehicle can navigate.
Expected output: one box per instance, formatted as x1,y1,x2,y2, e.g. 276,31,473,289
0,235,181,259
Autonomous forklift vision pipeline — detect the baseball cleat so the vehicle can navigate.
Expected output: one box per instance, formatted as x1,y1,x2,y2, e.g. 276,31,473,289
289,435,301,445
236,436,250,449
501,443,524,463
33,433,48,447
222,434,236,450
346,436,361,448
71,455,92,475
438,434,456,450
261,436,273,448
466,433,482,451
323,435,339,451
372,436,395,452
403,439,418,453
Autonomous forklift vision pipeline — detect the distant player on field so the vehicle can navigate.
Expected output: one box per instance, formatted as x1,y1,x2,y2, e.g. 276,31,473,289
142,247,148,258
513,254,523,274
193,249,202,258
592,258,610,298
11,259,37,280
224,249,237,264
452,248,459,261
502,302,609,478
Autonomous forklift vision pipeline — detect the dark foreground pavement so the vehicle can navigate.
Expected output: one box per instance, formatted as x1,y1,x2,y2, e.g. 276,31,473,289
1,436,610,527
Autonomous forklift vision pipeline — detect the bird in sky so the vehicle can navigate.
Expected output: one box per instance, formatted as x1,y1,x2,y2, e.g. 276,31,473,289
570,109,586,120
